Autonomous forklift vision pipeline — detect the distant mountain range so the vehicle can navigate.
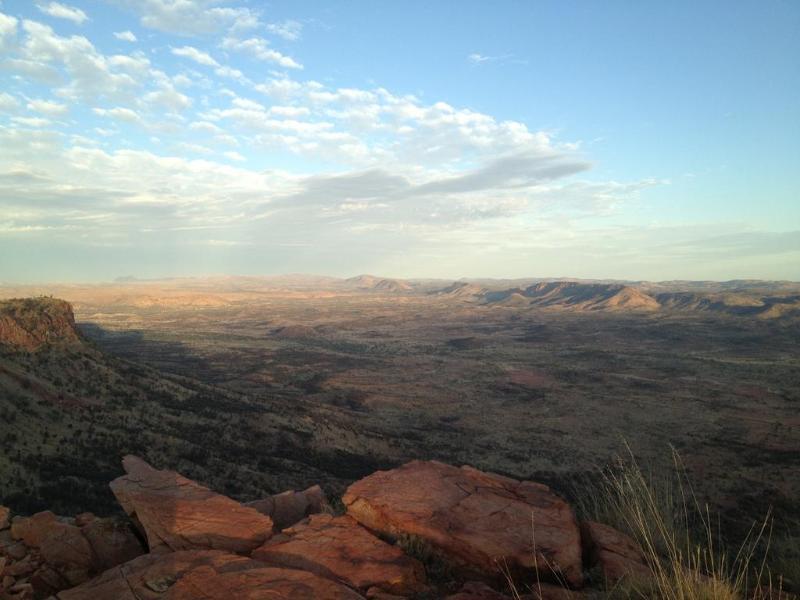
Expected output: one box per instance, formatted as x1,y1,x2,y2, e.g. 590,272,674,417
3,275,800,319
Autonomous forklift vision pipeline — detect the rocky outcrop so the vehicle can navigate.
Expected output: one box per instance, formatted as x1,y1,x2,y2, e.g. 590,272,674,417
0,298,81,351
253,513,426,595
167,562,364,599
10,512,59,549
109,455,274,554
343,461,583,588
0,508,144,599
53,549,363,600
36,521,93,586
81,518,146,572
580,521,651,584
1,457,669,599
246,484,329,531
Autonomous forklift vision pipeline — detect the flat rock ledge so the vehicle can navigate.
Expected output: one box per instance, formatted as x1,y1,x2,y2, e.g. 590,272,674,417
343,460,584,588
110,455,274,555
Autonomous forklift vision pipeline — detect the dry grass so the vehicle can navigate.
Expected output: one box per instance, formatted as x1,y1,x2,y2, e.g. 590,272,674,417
574,446,780,600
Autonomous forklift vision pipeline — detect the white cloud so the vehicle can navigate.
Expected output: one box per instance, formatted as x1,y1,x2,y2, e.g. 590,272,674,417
143,85,192,111
36,2,88,25
0,92,20,112
172,45,219,67
269,105,310,118
221,37,302,69
231,96,264,111
0,11,18,51
11,116,52,127
467,53,513,65
17,20,139,101
214,65,246,81
468,53,491,64
176,142,212,155
1,58,61,84
223,150,245,161
27,98,69,116
93,106,142,122
190,120,222,134
114,0,260,36
266,20,302,41
114,30,137,42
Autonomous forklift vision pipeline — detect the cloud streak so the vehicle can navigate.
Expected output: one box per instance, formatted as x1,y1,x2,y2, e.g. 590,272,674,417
36,2,88,25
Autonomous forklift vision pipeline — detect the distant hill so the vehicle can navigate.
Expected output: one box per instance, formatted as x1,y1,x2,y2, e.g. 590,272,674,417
434,281,488,300
427,279,800,318
345,274,413,292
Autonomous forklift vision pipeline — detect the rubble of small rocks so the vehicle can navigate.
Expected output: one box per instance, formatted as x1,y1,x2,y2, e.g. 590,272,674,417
0,458,654,599
0,509,144,599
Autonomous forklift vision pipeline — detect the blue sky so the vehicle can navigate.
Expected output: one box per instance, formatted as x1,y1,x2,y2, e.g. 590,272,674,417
0,0,798,282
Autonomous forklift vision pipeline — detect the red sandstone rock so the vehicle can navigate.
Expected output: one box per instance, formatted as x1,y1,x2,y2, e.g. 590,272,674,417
6,557,36,578
8,581,34,598
109,455,273,554
4,542,27,561
253,513,425,594
38,522,93,586
0,507,9,531
29,564,65,597
246,484,330,531
10,512,57,548
446,581,516,599
80,517,144,572
54,549,363,600
167,565,366,599
365,588,407,599
580,521,651,584
73,514,95,529
53,550,250,599
343,461,583,588
0,298,80,351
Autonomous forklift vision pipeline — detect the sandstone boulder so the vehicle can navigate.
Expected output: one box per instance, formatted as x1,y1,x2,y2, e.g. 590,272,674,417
0,507,9,531
109,455,273,554
253,513,425,594
10,512,57,548
343,461,583,588
167,565,365,599
80,517,145,571
30,564,65,598
246,484,329,531
580,521,650,584
38,522,93,586
54,549,362,600
73,514,95,529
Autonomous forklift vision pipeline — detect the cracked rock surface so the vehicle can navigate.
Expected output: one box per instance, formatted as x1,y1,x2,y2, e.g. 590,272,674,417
110,456,274,555
53,549,363,599
343,460,583,588
253,513,426,595
579,521,651,584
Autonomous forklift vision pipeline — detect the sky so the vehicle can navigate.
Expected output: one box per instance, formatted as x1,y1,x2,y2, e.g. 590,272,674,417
0,0,798,283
